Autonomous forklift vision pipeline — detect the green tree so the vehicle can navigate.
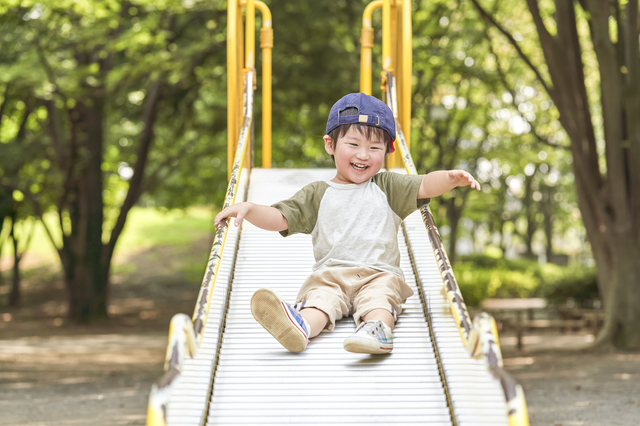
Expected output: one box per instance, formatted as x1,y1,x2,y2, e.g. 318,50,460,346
410,0,575,263
0,0,228,323
471,0,640,348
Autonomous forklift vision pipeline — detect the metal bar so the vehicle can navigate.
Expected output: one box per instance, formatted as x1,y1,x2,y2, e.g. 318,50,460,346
400,0,411,150
256,1,273,168
384,71,529,425
243,0,255,171
402,223,458,426
193,70,254,345
146,71,254,426
227,0,238,178
244,0,255,69
382,0,392,72
360,1,382,95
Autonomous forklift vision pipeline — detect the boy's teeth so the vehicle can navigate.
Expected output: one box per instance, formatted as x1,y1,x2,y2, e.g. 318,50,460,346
352,163,367,170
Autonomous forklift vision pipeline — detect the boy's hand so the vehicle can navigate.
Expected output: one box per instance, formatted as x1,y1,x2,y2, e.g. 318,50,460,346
214,202,252,229
447,170,481,191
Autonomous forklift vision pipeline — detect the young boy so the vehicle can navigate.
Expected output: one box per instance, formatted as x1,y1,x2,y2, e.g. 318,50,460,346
214,93,480,354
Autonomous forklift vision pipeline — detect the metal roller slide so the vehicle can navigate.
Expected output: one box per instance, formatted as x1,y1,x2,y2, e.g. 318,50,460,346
162,167,508,425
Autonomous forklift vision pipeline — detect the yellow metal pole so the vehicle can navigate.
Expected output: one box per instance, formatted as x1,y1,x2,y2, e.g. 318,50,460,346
388,0,400,168
360,1,382,95
236,2,244,167
382,0,396,168
256,1,272,168
227,0,238,179
390,1,398,73
401,0,412,150
245,0,255,69
395,4,403,165
244,0,255,170
382,0,392,72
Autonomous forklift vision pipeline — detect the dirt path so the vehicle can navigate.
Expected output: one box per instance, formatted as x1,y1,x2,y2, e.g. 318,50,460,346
501,333,640,426
0,334,165,426
0,242,206,426
1,242,639,425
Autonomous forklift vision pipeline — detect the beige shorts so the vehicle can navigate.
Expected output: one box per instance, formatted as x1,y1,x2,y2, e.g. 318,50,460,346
294,266,414,332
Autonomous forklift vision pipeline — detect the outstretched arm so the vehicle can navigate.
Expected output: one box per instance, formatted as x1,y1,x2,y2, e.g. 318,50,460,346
417,170,481,199
214,202,288,232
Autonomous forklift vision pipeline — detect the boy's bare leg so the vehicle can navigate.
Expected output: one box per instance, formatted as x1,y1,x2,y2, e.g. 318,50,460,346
362,308,395,331
300,307,329,338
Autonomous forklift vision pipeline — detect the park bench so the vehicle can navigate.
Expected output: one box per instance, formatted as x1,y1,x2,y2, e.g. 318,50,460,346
476,298,605,350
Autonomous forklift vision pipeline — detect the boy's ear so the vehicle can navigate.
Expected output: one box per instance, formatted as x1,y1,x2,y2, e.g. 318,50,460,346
323,135,334,155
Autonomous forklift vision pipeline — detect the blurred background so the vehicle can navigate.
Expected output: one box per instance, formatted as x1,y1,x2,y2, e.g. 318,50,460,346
1,0,638,425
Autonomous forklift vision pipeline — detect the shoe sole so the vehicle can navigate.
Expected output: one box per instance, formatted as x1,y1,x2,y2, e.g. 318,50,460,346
251,289,307,353
343,336,393,354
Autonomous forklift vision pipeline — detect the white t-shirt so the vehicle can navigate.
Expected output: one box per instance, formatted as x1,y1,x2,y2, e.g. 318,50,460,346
272,171,430,279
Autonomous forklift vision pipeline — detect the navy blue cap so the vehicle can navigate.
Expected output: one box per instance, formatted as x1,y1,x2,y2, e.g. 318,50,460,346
326,93,396,153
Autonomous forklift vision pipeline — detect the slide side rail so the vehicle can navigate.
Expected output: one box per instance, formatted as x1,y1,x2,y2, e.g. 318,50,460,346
384,71,529,426
146,70,255,426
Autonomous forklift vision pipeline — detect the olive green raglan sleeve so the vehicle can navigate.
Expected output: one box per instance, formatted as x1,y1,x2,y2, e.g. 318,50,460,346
373,171,430,219
271,181,329,237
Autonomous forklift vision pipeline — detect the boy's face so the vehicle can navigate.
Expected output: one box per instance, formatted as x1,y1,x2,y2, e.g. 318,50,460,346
323,126,386,184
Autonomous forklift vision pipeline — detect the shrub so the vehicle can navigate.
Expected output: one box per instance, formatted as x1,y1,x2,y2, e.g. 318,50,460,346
540,266,599,307
452,254,598,307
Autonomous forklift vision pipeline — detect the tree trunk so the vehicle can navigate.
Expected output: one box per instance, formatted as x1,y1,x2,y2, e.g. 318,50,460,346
65,256,110,323
498,219,508,256
522,172,536,257
9,220,21,307
473,0,640,348
62,96,108,323
541,185,554,260
9,259,20,307
594,233,640,348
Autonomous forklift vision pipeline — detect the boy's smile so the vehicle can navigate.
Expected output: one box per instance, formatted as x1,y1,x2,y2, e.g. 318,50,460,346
324,127,386,185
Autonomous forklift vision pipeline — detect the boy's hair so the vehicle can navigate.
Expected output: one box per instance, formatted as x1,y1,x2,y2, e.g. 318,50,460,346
327,107,393,159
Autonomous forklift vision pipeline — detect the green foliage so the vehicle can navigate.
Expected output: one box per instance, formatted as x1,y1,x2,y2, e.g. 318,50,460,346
540,266,599,308
0,0,594,316
262,1,370,168
454,257,540,306
407,0,583,265
453,254,597,307
0,0,230,236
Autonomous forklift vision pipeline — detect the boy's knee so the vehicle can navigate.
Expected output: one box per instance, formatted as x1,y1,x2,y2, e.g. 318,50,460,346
355,303,399,328
295,298,343,332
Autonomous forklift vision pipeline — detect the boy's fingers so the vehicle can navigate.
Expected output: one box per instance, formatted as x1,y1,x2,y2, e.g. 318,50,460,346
234,211,246,226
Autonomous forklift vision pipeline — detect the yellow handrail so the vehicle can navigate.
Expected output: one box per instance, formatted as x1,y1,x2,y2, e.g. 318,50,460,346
146,69,255,426
149,1,271,420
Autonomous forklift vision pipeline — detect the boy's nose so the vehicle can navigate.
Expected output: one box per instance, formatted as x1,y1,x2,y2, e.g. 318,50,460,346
355,148,369,160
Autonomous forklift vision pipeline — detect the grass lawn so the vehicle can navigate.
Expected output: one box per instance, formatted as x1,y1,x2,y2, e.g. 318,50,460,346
0,206,218,275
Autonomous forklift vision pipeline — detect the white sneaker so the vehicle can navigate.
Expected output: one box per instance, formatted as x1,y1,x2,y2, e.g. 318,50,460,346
343,320,393,354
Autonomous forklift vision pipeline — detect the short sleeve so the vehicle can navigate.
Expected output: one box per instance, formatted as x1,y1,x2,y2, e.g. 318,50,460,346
271,181,329,237
372,172,430,219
